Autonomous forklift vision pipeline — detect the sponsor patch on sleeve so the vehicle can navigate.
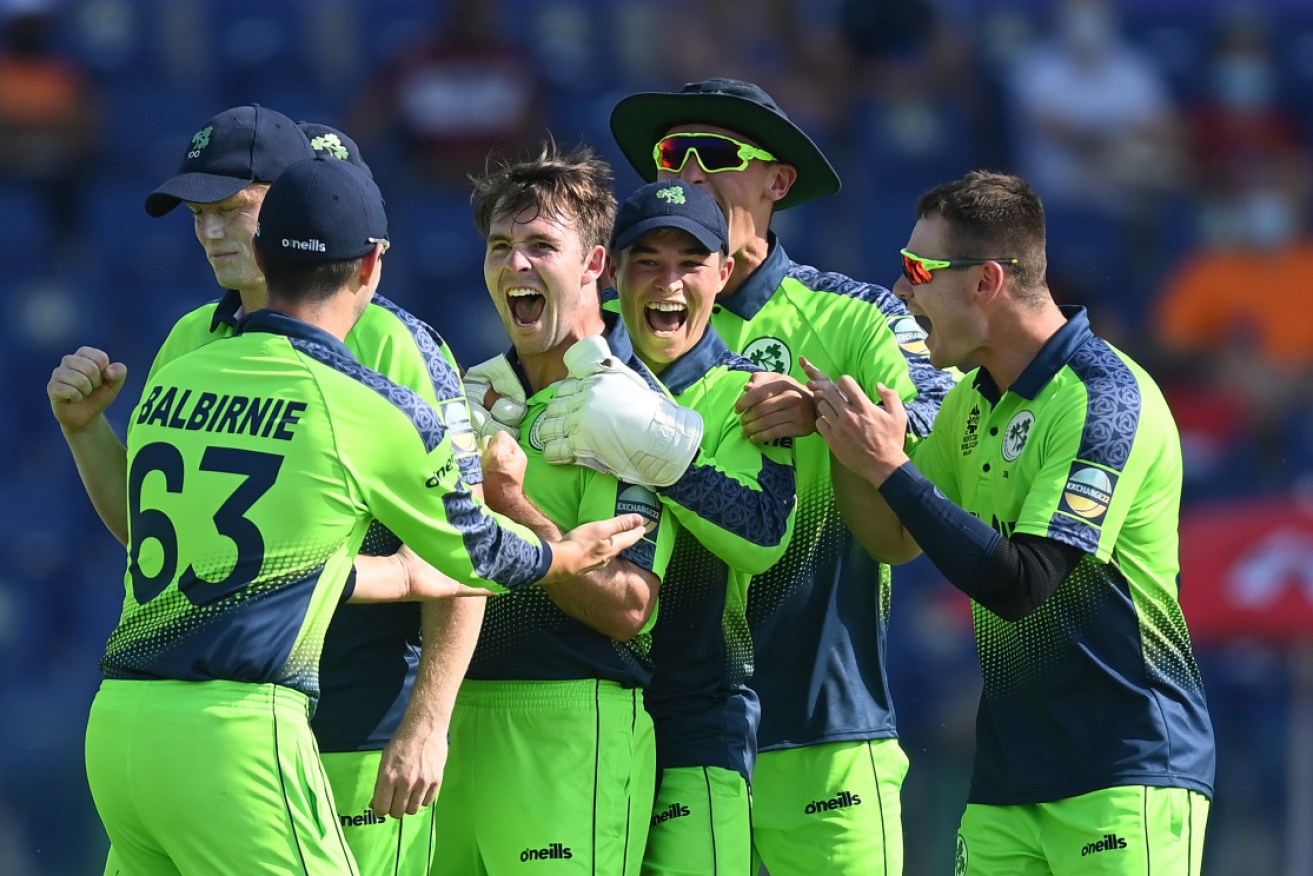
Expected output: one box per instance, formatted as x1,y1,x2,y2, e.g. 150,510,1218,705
1057,464,1117,525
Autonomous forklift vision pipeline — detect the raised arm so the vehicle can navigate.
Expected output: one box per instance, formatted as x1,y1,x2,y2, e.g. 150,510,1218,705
48,346,131,543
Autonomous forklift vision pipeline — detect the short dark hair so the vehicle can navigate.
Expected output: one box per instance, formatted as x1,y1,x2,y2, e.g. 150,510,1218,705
263,257,363,306
470,140,616,251
916,171,1047,293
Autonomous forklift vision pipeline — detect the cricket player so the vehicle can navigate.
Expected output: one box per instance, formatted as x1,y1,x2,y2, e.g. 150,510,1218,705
609,79,957,874
82,155,647,876
430,142,697,876
49,105,481,875
542,178,797,874
809,170,1215,876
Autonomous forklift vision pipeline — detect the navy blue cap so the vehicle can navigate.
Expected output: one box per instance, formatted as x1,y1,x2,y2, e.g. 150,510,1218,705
146,104,316,217
612,180,728,254
298,121,373,177
254,157,389,264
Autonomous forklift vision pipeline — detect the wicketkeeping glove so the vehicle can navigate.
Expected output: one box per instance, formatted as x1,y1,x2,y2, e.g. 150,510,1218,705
463,354,527,440
538,337,704,489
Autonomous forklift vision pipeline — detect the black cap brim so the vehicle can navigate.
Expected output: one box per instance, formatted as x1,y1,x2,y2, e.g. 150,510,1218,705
144,172,255,217
610,92,841,211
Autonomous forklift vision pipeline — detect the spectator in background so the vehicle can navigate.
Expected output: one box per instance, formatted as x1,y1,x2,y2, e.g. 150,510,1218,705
1005,0,1182,214
1150,9,1313,495
345,0,545,192
1152,183,1313,492
835,0,975,105
0,0,100,261
1186,8,1311,240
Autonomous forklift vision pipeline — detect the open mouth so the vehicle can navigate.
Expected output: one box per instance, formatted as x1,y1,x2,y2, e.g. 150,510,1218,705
508,288,546,327
645,301,687,336
913,314,933,335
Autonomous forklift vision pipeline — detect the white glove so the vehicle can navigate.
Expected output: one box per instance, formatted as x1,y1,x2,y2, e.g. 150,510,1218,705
463,354,527,440
538,337,704,489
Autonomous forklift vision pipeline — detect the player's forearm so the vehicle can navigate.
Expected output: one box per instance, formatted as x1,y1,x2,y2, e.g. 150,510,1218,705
487,488,565,542
348,554,409,602
399,598,483,733
832,455,921,565
63,415,130,544
541,561,658,641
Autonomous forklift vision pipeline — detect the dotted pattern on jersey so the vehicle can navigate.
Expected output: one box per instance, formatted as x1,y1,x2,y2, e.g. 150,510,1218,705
973,554,1106,696
1133,574,1208,692
359,519,403,556
745,455,869,623
467,584,653,678
651,527,750,689
973,552,1204,700
101,537,341,700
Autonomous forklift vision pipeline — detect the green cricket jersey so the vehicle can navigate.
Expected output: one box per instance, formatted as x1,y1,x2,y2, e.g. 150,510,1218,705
145,290,481,751
630,317,797,780
101,310,550,706
909,307,1214,804
466,326,674,687
710,240,953,750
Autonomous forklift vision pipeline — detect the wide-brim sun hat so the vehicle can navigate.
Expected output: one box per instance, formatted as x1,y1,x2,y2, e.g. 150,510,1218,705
610,78,841,211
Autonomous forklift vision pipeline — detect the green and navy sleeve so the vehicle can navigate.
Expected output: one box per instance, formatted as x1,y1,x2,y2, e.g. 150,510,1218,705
347,295,482,485
659,357,795,575
295,339,550,593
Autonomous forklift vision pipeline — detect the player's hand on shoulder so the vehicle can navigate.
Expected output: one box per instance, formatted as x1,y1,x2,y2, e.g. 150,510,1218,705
463,354,527,440
736,370,817,442
47,346,127,431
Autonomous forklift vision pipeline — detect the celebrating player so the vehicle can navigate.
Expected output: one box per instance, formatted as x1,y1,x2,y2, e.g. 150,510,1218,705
429,142,693,876
808,170,1215,875
83,155,646,875
543,178,797,873
49,105,481,875
609,78,957,873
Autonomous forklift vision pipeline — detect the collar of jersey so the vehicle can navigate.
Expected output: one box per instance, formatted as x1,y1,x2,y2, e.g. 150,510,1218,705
972,305,1093,402
236,309,354,360
716,231,790,320
656,324,734,396
210,289,244,332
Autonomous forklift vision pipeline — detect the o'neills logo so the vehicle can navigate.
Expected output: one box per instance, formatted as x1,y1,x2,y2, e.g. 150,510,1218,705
283,237,327,252
339,808,388,828
1081,833,1127,856
520,842,573,862
651,802,691,826
804,790,862,814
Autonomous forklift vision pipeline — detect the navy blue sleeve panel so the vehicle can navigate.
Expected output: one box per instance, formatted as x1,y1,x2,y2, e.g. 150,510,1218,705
879,463,1085,620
